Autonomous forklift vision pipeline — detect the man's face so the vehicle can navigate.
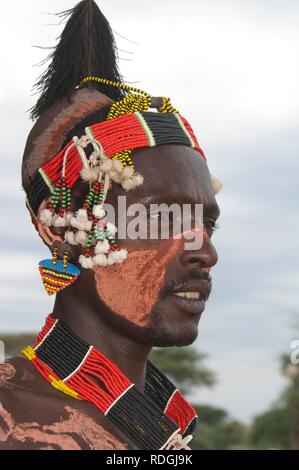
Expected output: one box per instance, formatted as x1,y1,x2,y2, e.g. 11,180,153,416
82,144,220,347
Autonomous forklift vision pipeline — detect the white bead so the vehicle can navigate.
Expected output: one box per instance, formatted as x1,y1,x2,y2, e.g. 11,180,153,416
112,159,124,174
79,255,94,269
40,209,53,227
134,173,144,186
80,167,100,182
64,231,78,246
53,216,67,228
108,171,123,183
106,222,117,237
71,209,92,231
93,205,106,219
116,249,128,263
122,178,137,191
107,249,128,265
100,159,113,173
122,166,134,180
75,230,88,246
93,254,109,266
95,239,110,254
65,212,73,225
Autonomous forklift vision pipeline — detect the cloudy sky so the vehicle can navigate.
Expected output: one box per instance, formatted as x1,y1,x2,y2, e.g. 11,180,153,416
0,0,298,423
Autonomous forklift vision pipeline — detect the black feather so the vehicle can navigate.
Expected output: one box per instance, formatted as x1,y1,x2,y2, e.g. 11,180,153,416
30,0,124,120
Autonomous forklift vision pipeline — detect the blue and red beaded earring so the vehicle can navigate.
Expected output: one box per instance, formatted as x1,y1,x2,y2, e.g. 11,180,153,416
39,247,81,296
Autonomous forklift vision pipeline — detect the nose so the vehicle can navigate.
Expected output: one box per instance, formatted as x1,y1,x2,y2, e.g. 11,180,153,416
178,231,218,269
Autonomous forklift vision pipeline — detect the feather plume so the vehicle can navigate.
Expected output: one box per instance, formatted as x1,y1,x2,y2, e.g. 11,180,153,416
31,0,124,120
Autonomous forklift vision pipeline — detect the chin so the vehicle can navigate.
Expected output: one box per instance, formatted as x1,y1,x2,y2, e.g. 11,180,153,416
144,303,201,347
150,327,199,347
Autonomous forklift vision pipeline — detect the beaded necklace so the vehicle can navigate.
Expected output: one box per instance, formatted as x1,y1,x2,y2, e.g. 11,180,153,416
23,315,198,450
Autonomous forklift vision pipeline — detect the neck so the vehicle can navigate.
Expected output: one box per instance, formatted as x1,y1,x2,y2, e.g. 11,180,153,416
52,289,152,393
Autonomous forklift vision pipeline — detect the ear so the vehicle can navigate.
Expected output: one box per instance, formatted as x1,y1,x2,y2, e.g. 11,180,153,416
26,199,64,248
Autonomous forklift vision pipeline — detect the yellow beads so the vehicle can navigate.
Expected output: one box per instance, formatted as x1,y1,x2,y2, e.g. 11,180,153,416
80,76,150,97
22,347,80,400
43,285,61,295
79,76,178,116
52,247,58,265
107,94,151,120
113,151,134,168
22,346,36,361
49,375,80,399
42,269,73,280
159,96,179,114
63,251,69,269
42,276,70,287
79,76,179,177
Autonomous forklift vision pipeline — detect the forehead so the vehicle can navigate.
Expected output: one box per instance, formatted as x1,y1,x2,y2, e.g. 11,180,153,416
127,145,218,210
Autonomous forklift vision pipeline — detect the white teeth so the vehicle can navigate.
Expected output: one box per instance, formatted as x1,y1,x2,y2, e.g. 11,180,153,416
173,292,200,300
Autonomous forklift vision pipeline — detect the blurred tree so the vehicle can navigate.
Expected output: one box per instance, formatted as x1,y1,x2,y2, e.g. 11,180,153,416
1,334,35,358
191,404,247,450
249,352,299,449
250,407,291,449
149,347,216,394
280,352,299,449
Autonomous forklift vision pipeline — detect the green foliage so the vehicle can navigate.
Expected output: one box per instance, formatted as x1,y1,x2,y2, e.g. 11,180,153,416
191,404,247,450
0,334,35,358
249,351,299,449
249,408,292,449
194,404,228,426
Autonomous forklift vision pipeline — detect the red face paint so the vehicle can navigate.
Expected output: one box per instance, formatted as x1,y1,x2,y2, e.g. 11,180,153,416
94,228,205,327
0,363,16,387
94,238,182,327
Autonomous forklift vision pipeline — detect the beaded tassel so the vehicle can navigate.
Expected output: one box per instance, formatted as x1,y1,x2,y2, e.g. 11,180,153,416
40,174,73,228
65,175,127,269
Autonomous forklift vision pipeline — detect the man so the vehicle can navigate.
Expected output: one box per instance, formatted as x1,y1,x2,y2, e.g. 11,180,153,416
0,0,221,450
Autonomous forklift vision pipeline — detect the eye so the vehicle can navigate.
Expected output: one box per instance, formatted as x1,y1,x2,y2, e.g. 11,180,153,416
204,220,220,237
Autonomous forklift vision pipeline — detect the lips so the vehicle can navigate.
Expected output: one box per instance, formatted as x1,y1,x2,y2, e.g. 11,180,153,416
161,279,212,317
170,280,211,302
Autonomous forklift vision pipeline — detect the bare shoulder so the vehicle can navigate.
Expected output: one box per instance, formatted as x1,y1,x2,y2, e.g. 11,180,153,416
0,356,56,449
0,357,129,450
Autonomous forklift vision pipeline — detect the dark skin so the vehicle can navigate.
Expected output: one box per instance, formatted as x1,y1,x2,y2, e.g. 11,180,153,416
0,145,220,450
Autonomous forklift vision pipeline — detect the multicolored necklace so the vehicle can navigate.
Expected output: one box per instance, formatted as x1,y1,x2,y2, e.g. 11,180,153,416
23,315,198,450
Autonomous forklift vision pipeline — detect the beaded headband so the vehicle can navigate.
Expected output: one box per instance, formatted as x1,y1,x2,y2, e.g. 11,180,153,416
26,77,208,270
